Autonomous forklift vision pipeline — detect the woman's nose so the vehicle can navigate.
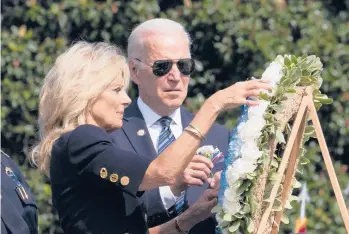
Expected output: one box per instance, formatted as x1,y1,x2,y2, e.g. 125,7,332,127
121,90,131,105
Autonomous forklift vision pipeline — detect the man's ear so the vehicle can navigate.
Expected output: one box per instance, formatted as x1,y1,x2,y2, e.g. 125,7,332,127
129,60,141,85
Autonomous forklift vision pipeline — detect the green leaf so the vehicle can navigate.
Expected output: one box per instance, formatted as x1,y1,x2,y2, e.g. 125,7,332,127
242,203,251,213
271,158,279,168
246,173,254,180
281,214,289,224
286,88,297,93
275,129,286,143
313,89,321,95
314,101,322,110
304,125,315,136
264,113,273,120
270,172,281,182
300,156,310,165
281,77,292,86
291,55,297,64
250,199,257,215
58,13,68,29
272,198,283,211
301,70,311,76
284,57,291,67
314,94,333,104
292,178,302,188
247,217,255,233
223,213,233,221
8,42,17,51
284,200,293,209
232,180,242,189
228,220,241,233
217,220,231,228
290,67,302,82
233,212,244,219
211,204,222,213
288,194,299,202
237,180,252,194
320,97,333,104
259,92,271,101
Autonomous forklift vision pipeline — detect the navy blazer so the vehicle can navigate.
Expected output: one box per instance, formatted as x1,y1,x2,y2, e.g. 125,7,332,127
1,151,38,234
109,101,229,234
50,125,153,234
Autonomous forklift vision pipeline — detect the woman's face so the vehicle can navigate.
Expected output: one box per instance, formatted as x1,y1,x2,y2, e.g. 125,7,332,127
87,79,131,131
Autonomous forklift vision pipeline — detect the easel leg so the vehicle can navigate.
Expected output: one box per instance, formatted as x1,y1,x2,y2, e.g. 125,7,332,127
271,112,307,234
257,95,309,234
308,100,349,233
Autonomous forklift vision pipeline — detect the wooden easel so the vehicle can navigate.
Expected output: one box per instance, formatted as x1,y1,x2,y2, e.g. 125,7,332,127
257,86,349,234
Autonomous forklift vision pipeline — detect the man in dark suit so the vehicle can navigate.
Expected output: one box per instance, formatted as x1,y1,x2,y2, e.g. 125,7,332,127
1,150,38,234
109,18,229,233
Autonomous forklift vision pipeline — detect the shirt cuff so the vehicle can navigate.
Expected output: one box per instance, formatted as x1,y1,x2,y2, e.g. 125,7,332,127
159,186,178,210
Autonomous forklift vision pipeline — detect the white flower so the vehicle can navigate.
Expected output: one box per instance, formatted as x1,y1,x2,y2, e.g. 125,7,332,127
237,122,246,136
223,189,241,215
197,145,215,154
248,100,269,118
261,61,283,86
233,158,257,175
226,165,240,185
239,118,265,142
197,145,215,159
241,141,263,160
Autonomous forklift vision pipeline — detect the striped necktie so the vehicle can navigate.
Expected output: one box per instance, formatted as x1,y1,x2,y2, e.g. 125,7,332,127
157,116,187,215
157,117,176,154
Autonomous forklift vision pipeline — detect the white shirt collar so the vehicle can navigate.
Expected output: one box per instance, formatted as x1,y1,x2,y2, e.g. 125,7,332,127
137,97,182,127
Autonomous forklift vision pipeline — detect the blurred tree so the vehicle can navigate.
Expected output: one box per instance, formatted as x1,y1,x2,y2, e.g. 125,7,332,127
1,0,348,233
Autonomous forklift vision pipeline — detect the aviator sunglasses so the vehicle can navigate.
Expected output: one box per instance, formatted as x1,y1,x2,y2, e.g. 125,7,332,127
135,58,195,77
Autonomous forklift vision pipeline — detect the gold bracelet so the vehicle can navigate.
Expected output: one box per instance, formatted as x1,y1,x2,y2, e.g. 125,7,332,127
175,218,189,234
184,123,205,141
188,123,205,140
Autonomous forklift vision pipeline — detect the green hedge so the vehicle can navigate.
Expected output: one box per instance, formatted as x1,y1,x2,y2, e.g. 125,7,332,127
1,1,348,233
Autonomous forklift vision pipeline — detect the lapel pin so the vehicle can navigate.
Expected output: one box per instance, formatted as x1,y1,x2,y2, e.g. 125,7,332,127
137,129,145,136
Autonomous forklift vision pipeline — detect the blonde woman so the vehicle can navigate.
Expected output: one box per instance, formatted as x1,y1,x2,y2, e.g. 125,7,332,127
31,41,270,234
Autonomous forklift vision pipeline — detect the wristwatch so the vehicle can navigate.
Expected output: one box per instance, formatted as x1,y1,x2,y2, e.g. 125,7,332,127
175,218,189,234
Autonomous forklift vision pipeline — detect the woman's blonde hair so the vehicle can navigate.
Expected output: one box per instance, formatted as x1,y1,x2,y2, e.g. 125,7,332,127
31,41,130,175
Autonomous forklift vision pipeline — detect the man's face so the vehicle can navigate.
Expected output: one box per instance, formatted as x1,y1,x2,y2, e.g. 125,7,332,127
132,33,191,115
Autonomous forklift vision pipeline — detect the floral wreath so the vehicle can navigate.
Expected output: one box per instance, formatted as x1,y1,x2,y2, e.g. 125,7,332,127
214,55,332,233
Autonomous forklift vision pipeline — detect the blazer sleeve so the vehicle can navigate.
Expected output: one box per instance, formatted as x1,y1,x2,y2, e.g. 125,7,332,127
67,124,153,196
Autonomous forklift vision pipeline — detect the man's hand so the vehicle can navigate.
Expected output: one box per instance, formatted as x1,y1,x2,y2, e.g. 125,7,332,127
176,189,219,231
170,155,213,196
207,170,222,190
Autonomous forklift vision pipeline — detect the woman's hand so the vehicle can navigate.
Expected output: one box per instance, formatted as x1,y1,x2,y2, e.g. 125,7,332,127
210,79,272,112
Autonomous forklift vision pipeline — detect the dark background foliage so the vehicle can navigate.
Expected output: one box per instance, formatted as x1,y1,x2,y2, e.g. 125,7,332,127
1,0,348,233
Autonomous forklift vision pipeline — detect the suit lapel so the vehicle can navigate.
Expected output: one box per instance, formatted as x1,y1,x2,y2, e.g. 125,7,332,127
180,107,192,129
122,101,157,159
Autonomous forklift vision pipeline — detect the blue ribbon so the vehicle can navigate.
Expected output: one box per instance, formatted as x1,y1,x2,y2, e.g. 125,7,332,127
216,105,249,234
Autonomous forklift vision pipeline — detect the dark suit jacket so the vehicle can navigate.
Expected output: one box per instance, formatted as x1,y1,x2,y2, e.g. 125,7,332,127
109,101,229,234
1,151,38,234
50,125,153,234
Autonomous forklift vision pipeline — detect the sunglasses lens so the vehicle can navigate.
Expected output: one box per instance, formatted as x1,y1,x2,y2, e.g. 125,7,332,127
177,59,195,76
153,60,172,76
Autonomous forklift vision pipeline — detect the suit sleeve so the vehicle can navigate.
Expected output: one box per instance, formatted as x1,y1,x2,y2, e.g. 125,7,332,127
141,188,172,227
67,125,153,196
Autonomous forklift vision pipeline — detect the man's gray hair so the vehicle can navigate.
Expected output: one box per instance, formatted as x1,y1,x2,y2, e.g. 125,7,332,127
127,18,191,59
